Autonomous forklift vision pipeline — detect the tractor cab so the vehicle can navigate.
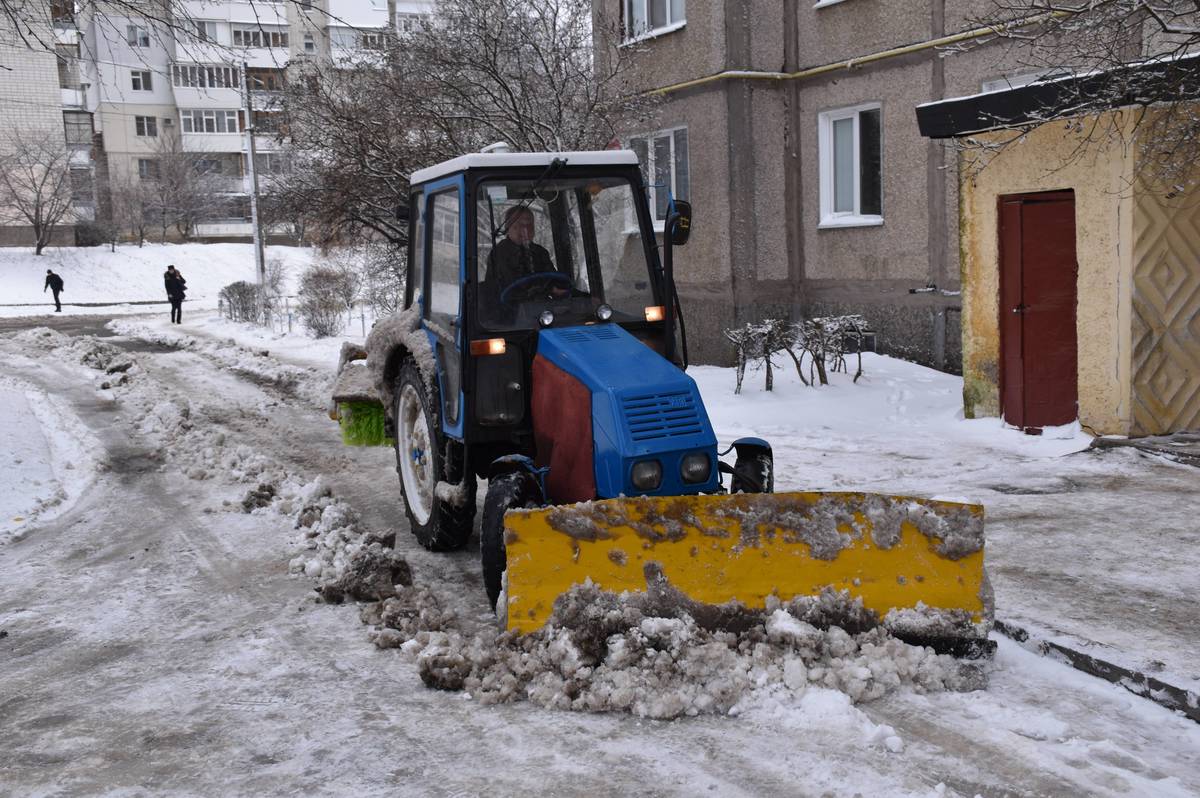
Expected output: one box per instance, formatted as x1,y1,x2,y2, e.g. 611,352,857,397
404,149,692,472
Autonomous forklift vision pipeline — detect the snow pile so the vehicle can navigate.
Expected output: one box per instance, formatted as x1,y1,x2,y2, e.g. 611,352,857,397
364,581,986,720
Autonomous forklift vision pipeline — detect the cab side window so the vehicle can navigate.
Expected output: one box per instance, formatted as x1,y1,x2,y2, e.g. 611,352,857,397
406,192,423,310
427,189,460,329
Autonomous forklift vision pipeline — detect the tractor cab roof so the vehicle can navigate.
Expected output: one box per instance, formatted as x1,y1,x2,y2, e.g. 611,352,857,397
410,149,640,186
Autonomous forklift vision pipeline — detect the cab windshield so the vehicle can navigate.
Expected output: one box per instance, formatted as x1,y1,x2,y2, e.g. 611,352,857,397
475,175,657,331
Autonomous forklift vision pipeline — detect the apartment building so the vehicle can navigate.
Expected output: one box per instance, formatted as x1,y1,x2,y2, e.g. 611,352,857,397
66,0,426,241
0,1,92,246
596,1,1042,370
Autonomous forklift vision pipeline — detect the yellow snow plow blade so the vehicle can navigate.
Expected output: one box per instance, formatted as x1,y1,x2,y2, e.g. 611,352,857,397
503,491,989,647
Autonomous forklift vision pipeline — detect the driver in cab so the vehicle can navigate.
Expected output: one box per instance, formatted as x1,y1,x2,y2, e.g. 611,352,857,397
486,205,568,301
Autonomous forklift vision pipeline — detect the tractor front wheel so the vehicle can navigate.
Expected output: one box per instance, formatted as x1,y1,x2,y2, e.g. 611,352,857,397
393,361,476,551
731,451,774,494
480,470,541,611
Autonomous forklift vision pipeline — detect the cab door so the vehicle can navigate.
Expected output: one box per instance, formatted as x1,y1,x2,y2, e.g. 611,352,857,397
422,177,466,439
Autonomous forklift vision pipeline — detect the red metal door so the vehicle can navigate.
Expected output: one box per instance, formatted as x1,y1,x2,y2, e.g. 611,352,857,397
998,192,1078,429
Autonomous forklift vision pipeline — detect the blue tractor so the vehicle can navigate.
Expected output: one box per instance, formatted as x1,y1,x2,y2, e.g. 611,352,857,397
351,148,772,607
335,148,990,652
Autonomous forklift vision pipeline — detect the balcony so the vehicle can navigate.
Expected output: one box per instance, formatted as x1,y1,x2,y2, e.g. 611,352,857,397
60,87,84,108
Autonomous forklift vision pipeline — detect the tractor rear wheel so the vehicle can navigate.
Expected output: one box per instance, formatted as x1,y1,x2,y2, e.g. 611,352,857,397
480,471,541,611
393,361,476,551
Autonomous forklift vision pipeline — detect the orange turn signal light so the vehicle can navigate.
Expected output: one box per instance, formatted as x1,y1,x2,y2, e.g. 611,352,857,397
470,338,507,356
645,305,665,322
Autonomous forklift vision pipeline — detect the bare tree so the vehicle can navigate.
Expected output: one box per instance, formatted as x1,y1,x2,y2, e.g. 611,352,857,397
106,168,152,246
140,132,224,241
0,130,75,254
965,2,1200,191
275,0,651,247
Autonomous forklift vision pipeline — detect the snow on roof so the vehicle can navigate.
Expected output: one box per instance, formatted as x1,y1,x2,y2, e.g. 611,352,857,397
410,150,640,185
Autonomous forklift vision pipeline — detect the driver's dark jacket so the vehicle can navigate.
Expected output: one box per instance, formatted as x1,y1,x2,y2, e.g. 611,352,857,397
486,238,555,289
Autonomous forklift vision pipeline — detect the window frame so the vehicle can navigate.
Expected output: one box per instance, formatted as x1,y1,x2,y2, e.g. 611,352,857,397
817,101,884,229
179,109,240,134
137,158,159,180
627,125,689,230
621,0,686,43
134,115,157,137
425,187,462,328
232,26,288,48
126,24,150,47
131,69,153,91
193,20,218,42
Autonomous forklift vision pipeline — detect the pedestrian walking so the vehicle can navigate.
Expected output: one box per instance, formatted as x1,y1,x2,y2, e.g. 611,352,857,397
44,269,64,313
164,264,187,324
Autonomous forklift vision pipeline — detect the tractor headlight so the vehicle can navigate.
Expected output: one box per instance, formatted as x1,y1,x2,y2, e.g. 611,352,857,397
680,453,711,484
596,304,614,321
539,310,555,327
630,460,662,491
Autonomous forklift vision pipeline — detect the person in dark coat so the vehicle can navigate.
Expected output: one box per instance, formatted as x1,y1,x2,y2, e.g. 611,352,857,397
164,264,187,324
484,205,564,301
44,269,64,312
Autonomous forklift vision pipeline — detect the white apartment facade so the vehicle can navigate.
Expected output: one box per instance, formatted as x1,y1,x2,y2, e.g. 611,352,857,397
0,2,91,246
73,0,429,241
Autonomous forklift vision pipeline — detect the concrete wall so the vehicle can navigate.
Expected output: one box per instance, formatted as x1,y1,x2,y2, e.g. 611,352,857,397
593,0,1040,370
958,113,1137,434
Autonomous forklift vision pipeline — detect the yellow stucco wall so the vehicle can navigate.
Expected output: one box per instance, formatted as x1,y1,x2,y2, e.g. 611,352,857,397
958,114,1136,434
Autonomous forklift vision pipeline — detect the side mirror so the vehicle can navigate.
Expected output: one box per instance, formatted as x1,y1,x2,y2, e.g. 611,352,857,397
395,204,410,223
669,200,692,245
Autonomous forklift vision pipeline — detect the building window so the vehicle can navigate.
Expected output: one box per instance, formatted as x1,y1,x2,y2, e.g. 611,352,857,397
303,33,316,53
126,24,150,47
69,166,93,202
195,158,221,174
179,109,240,134
63,112,92,146
135,115,157,137
397,14,423,32
361,32,384,49
171,64,239,89
623,0,685,41
131,70,153,91
247,67,284,91
193,20,218,42
233,26,288,48
138,158,160,180
628,127,689,224
817,103,882,228
248,152,289,175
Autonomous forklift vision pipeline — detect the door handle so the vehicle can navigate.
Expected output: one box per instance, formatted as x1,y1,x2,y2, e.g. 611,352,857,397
1012,304,1029,314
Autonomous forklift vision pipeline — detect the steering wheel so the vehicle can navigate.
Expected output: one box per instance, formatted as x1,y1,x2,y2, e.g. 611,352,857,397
499,272,573,305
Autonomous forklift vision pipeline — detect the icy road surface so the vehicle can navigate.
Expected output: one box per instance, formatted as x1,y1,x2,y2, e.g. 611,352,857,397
0,316,1198,798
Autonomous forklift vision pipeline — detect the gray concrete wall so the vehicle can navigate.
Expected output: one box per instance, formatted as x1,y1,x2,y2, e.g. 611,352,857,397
595,0,1038,371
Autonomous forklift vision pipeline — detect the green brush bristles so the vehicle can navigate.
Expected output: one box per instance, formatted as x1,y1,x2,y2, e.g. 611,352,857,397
339,401,391,447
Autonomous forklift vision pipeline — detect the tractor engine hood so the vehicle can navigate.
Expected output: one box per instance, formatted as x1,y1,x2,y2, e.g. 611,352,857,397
531,325,720,502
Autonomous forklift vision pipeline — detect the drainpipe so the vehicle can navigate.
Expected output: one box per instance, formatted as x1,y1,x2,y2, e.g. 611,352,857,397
645,11,1071,97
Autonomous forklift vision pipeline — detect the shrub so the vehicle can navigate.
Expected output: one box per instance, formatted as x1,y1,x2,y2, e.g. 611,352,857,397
297,265,357,338
725,315,870,393
219,281,263,323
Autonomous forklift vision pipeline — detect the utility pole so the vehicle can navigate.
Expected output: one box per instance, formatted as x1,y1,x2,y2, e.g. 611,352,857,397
240,60,267,321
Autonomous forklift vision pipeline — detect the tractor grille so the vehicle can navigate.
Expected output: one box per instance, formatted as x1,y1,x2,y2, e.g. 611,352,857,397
621,391,704,441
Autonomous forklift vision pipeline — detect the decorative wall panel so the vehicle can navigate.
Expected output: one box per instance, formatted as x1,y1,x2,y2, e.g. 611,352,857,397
1132,194,1200,434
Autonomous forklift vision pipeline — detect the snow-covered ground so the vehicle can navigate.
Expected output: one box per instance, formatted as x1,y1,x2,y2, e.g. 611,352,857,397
1,312,1198,796
0,243,318,316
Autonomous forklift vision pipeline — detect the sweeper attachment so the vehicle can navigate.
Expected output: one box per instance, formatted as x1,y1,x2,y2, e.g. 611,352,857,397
336,147,993,657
